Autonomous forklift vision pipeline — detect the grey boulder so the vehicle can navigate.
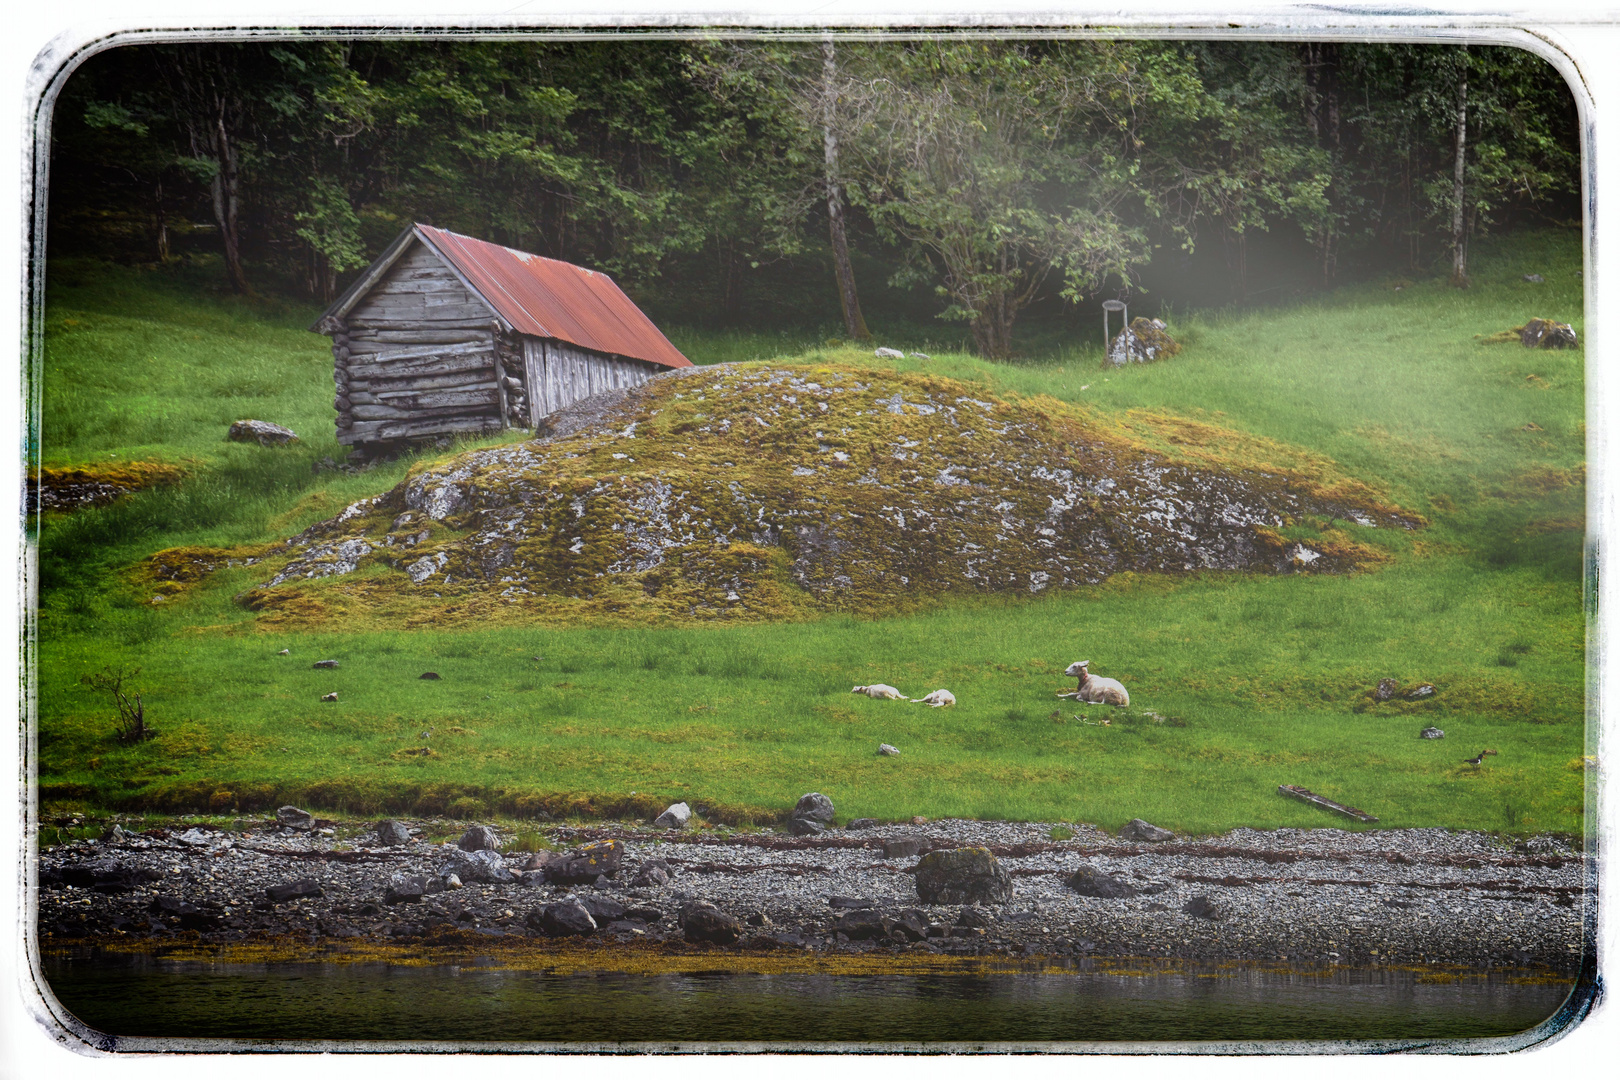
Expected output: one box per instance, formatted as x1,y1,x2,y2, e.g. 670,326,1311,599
787,792,835,835
1120,818,1175,843
457,825,499,851
438,848,514,885
374,819,412,846
653,802,692,829
914,847,1013,905
275,806,315,831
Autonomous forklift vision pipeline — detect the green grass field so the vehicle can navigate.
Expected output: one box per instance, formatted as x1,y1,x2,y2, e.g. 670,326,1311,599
33,232,1590,835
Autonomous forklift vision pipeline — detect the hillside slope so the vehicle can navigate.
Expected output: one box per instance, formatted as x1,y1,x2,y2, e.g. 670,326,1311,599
235,363,1419,626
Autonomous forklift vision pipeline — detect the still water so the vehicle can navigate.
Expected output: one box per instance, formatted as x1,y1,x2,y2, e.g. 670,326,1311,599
41,953,1576,1050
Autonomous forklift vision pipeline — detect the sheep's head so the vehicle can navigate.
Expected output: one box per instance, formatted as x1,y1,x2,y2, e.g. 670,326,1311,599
851,685,866,694
1063,661,1090,678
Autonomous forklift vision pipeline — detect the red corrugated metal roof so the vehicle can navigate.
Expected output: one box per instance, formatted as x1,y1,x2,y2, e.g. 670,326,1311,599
414,224,692,370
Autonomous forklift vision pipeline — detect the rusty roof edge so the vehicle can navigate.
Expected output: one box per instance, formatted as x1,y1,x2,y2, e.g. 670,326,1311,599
410,226,512,334
309,224,420,332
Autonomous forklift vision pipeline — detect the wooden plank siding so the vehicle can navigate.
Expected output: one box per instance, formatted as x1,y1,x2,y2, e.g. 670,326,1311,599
522,338,660,421
337,244,504,447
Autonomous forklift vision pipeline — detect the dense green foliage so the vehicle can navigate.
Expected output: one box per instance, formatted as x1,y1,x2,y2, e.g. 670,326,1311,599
51,39,1578,353
33,231,1587,832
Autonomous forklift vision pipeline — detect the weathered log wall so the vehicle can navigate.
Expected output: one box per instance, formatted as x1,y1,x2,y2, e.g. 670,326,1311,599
332,244,504,447
522,338,659,421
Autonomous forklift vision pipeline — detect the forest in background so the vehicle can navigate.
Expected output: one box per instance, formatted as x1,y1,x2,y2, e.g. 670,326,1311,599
48,37,1580,355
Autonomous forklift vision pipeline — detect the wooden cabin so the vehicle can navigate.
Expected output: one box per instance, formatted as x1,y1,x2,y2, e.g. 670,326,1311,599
312,224,692,454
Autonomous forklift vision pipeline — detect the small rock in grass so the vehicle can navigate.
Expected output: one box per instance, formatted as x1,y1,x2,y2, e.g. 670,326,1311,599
275,806,315,831
1407,683,1437,700
910,352,931,360
321,692,338,702
457,825,499,852
228,419,299,446
1374,678,1399,701
277,649,290,655
1421,726,1446,739
265,878,322,903
374,819,412,846
1119,818,1175,843
911,816,928,825
874,347,905,359
313,659,339,669
653,802,692,829
680,901,741,944
419,671,441,680
1523,274,1545,283
1183,895,1220,919
878,743,901,757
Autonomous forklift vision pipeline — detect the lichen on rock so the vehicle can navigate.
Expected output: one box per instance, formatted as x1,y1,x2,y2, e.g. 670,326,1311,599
236,363,1419,626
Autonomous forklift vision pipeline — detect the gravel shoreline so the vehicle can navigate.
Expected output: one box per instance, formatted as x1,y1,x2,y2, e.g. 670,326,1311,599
36,815,1592,973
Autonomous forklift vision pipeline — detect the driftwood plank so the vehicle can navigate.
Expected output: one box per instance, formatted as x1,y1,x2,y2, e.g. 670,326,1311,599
1277,785,1378,823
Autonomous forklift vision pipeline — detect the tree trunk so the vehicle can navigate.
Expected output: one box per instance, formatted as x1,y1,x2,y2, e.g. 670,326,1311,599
822,40,870,341
1451,48,1470,289
213,112,247,293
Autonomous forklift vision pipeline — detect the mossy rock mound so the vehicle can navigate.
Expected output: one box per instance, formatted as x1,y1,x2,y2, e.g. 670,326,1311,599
241,363,1418,625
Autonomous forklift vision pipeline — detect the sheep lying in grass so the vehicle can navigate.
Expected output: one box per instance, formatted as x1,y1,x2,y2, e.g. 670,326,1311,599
911,689,956,708
1060,660,1130,707
852,684,906,700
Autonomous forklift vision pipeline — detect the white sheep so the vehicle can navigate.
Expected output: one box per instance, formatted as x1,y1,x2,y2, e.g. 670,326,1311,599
910,689,956,708
852,684,906,700
1060,660,1130,707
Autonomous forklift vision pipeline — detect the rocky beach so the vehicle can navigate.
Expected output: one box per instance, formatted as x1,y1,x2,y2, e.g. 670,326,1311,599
35,804,1591,975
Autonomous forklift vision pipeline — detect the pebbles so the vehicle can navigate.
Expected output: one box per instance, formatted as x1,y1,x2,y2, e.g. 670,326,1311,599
35,816,1586,972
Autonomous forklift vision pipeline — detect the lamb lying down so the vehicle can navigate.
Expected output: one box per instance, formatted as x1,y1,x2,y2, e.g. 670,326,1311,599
1060,660,1130,707
911,689,956,707
852,684,906,700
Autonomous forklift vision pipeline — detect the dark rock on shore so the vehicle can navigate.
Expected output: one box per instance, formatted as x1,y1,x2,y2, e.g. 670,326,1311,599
845,819,880,830
915,848,1013,904
1184,895,1220,919
266,878,323,903
545,840,623,884
529,900,596,937
681,901,741,944
1066,865,1139,899
439,849,514,885
375,819,412,846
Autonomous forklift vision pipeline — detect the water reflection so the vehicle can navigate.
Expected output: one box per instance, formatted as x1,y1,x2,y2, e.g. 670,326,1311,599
41,953,1575,1049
